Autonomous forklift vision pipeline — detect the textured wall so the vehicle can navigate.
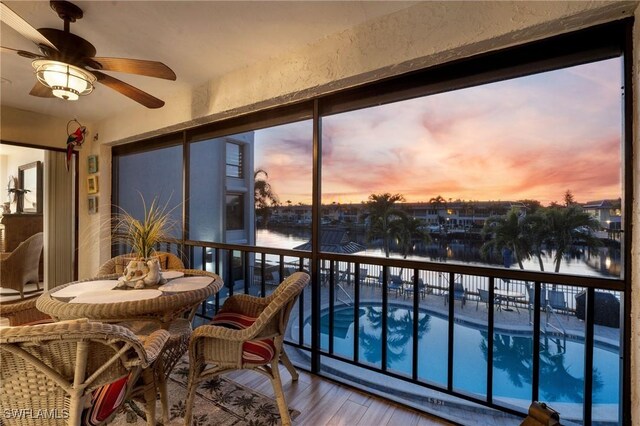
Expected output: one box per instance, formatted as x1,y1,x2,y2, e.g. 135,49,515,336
95,1,636,145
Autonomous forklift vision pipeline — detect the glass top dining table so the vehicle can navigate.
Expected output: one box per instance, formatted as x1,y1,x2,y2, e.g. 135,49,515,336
36,269,223,325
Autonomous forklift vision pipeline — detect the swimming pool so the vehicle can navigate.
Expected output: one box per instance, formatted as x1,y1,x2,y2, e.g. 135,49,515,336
305,303,620,408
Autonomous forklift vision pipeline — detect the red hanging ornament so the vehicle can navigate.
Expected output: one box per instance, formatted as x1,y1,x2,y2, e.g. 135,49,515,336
66,119,87,171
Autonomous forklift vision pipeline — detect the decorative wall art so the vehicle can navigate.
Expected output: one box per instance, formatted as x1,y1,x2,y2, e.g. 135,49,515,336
88,196,98,214
88,155,98,174
87,176,98,194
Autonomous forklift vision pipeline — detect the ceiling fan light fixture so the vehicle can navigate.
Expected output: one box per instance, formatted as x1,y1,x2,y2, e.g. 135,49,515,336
32,59,96,100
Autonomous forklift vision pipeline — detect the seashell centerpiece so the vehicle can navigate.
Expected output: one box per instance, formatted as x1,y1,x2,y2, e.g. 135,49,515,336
117,258,167,289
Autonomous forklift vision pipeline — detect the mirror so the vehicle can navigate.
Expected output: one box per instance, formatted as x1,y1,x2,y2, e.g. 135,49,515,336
18,161,43,213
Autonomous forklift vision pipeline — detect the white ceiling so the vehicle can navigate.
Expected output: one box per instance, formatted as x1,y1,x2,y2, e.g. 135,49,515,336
0,1,417,122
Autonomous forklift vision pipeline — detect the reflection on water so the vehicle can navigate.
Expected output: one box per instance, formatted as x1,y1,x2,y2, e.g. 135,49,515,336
313,306,617,404
258,227,621,278
359,306,430,365
481,332,604,403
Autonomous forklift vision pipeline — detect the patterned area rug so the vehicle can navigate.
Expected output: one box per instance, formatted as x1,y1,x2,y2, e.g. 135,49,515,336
111,357,300,426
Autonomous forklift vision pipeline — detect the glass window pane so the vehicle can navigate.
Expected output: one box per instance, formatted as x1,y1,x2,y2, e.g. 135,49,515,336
321,58,623,278
253,120,313,248
226,142,243,178
226,194,244,230
116,145,183,239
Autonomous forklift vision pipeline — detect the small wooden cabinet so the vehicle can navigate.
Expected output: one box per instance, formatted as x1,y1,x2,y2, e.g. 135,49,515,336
1,213,43,280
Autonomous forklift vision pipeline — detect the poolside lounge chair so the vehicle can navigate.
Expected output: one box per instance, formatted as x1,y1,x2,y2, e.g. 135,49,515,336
404,277,426,300
444,282,466,308
476,288,499,311
525,283,547,322
358,267,369,286
378,271,403,297
548,289,568,314
265,270,281,287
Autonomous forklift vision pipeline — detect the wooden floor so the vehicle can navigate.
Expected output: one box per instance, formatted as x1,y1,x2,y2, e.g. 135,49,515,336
226,366,455,426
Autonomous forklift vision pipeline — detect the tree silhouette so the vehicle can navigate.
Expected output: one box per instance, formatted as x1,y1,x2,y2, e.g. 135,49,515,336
359,306,431,369
365,193,405,257
390,215,430,259
428,195,448,225
481,208,530,269
545,205,601,273
254,169,279,226
479,332,602,402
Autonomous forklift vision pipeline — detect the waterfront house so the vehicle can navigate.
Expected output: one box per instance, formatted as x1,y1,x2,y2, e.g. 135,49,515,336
2,2,639,424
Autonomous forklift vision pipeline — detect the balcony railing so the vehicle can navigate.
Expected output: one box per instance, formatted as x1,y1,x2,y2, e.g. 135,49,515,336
115,238,626,424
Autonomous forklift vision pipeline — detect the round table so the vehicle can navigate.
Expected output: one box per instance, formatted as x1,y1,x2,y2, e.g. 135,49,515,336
36,269,223,325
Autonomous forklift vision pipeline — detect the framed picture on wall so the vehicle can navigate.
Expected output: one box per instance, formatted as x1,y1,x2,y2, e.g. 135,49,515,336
88,196,98,214
87,176,98,194
88,155,98,174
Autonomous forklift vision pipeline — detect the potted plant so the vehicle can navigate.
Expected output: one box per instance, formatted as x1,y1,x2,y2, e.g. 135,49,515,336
112,195,175,289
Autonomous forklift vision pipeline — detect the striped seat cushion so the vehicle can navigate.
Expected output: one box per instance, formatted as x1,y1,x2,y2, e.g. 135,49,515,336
211,312,276,364
82,374,130,425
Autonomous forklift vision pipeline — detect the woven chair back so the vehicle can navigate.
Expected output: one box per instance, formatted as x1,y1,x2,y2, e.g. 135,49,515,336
0,320,146,425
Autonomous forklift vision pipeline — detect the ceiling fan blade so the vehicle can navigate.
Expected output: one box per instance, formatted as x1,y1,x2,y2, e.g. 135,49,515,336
1,45,43,59
92,57,176,80
29,82,55,98
94,71,165,109
0,2,57,51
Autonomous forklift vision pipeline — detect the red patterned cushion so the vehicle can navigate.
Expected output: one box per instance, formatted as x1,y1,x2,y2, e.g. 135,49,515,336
211,312,276,364
82,374,130,425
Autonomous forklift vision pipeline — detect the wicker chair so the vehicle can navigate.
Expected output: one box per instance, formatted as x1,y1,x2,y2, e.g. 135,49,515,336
95,251,184,277
0,232,43,298
0,319,169,426
185,272,310,426
0,296,50,326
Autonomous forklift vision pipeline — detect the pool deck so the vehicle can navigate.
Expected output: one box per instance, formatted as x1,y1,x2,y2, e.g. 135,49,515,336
313,278,621,345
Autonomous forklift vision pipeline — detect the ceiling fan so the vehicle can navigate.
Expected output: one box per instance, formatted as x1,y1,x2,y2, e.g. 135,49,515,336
0,0,176,108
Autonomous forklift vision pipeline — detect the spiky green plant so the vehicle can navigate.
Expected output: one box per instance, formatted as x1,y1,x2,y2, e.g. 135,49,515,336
112,195,175,259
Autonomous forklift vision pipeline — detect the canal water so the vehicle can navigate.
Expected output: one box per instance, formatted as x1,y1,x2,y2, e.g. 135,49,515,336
256,227,621,278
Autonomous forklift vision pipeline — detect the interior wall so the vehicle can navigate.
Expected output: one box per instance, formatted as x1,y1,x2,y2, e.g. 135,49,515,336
0,106,84,149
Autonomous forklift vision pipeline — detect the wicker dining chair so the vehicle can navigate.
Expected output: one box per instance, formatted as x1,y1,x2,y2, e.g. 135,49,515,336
0,232,43,299
0,319,169,426
185,272,310,426
0,296,50,326
95,251,184,277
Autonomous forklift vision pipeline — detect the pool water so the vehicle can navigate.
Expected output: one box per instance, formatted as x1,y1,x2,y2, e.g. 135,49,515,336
307,304,620,407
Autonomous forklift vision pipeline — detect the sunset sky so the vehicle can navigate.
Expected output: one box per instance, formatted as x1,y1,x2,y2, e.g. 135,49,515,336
254,58,622,206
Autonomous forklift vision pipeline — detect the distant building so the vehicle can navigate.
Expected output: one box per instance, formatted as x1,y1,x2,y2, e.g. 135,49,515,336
582,199,622,230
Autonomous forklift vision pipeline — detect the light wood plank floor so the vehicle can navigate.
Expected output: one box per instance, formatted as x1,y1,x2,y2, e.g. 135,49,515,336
226,366,456,426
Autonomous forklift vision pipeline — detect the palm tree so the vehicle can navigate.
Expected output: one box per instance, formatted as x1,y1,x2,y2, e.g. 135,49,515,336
545,205,601,273
522,210,549,271
428,195,447,225
254,169,279,226
481,208,530,269
365,193,405,257
390,215,430,259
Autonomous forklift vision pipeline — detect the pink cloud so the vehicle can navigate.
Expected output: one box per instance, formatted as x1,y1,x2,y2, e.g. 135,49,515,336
253,58,622,205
